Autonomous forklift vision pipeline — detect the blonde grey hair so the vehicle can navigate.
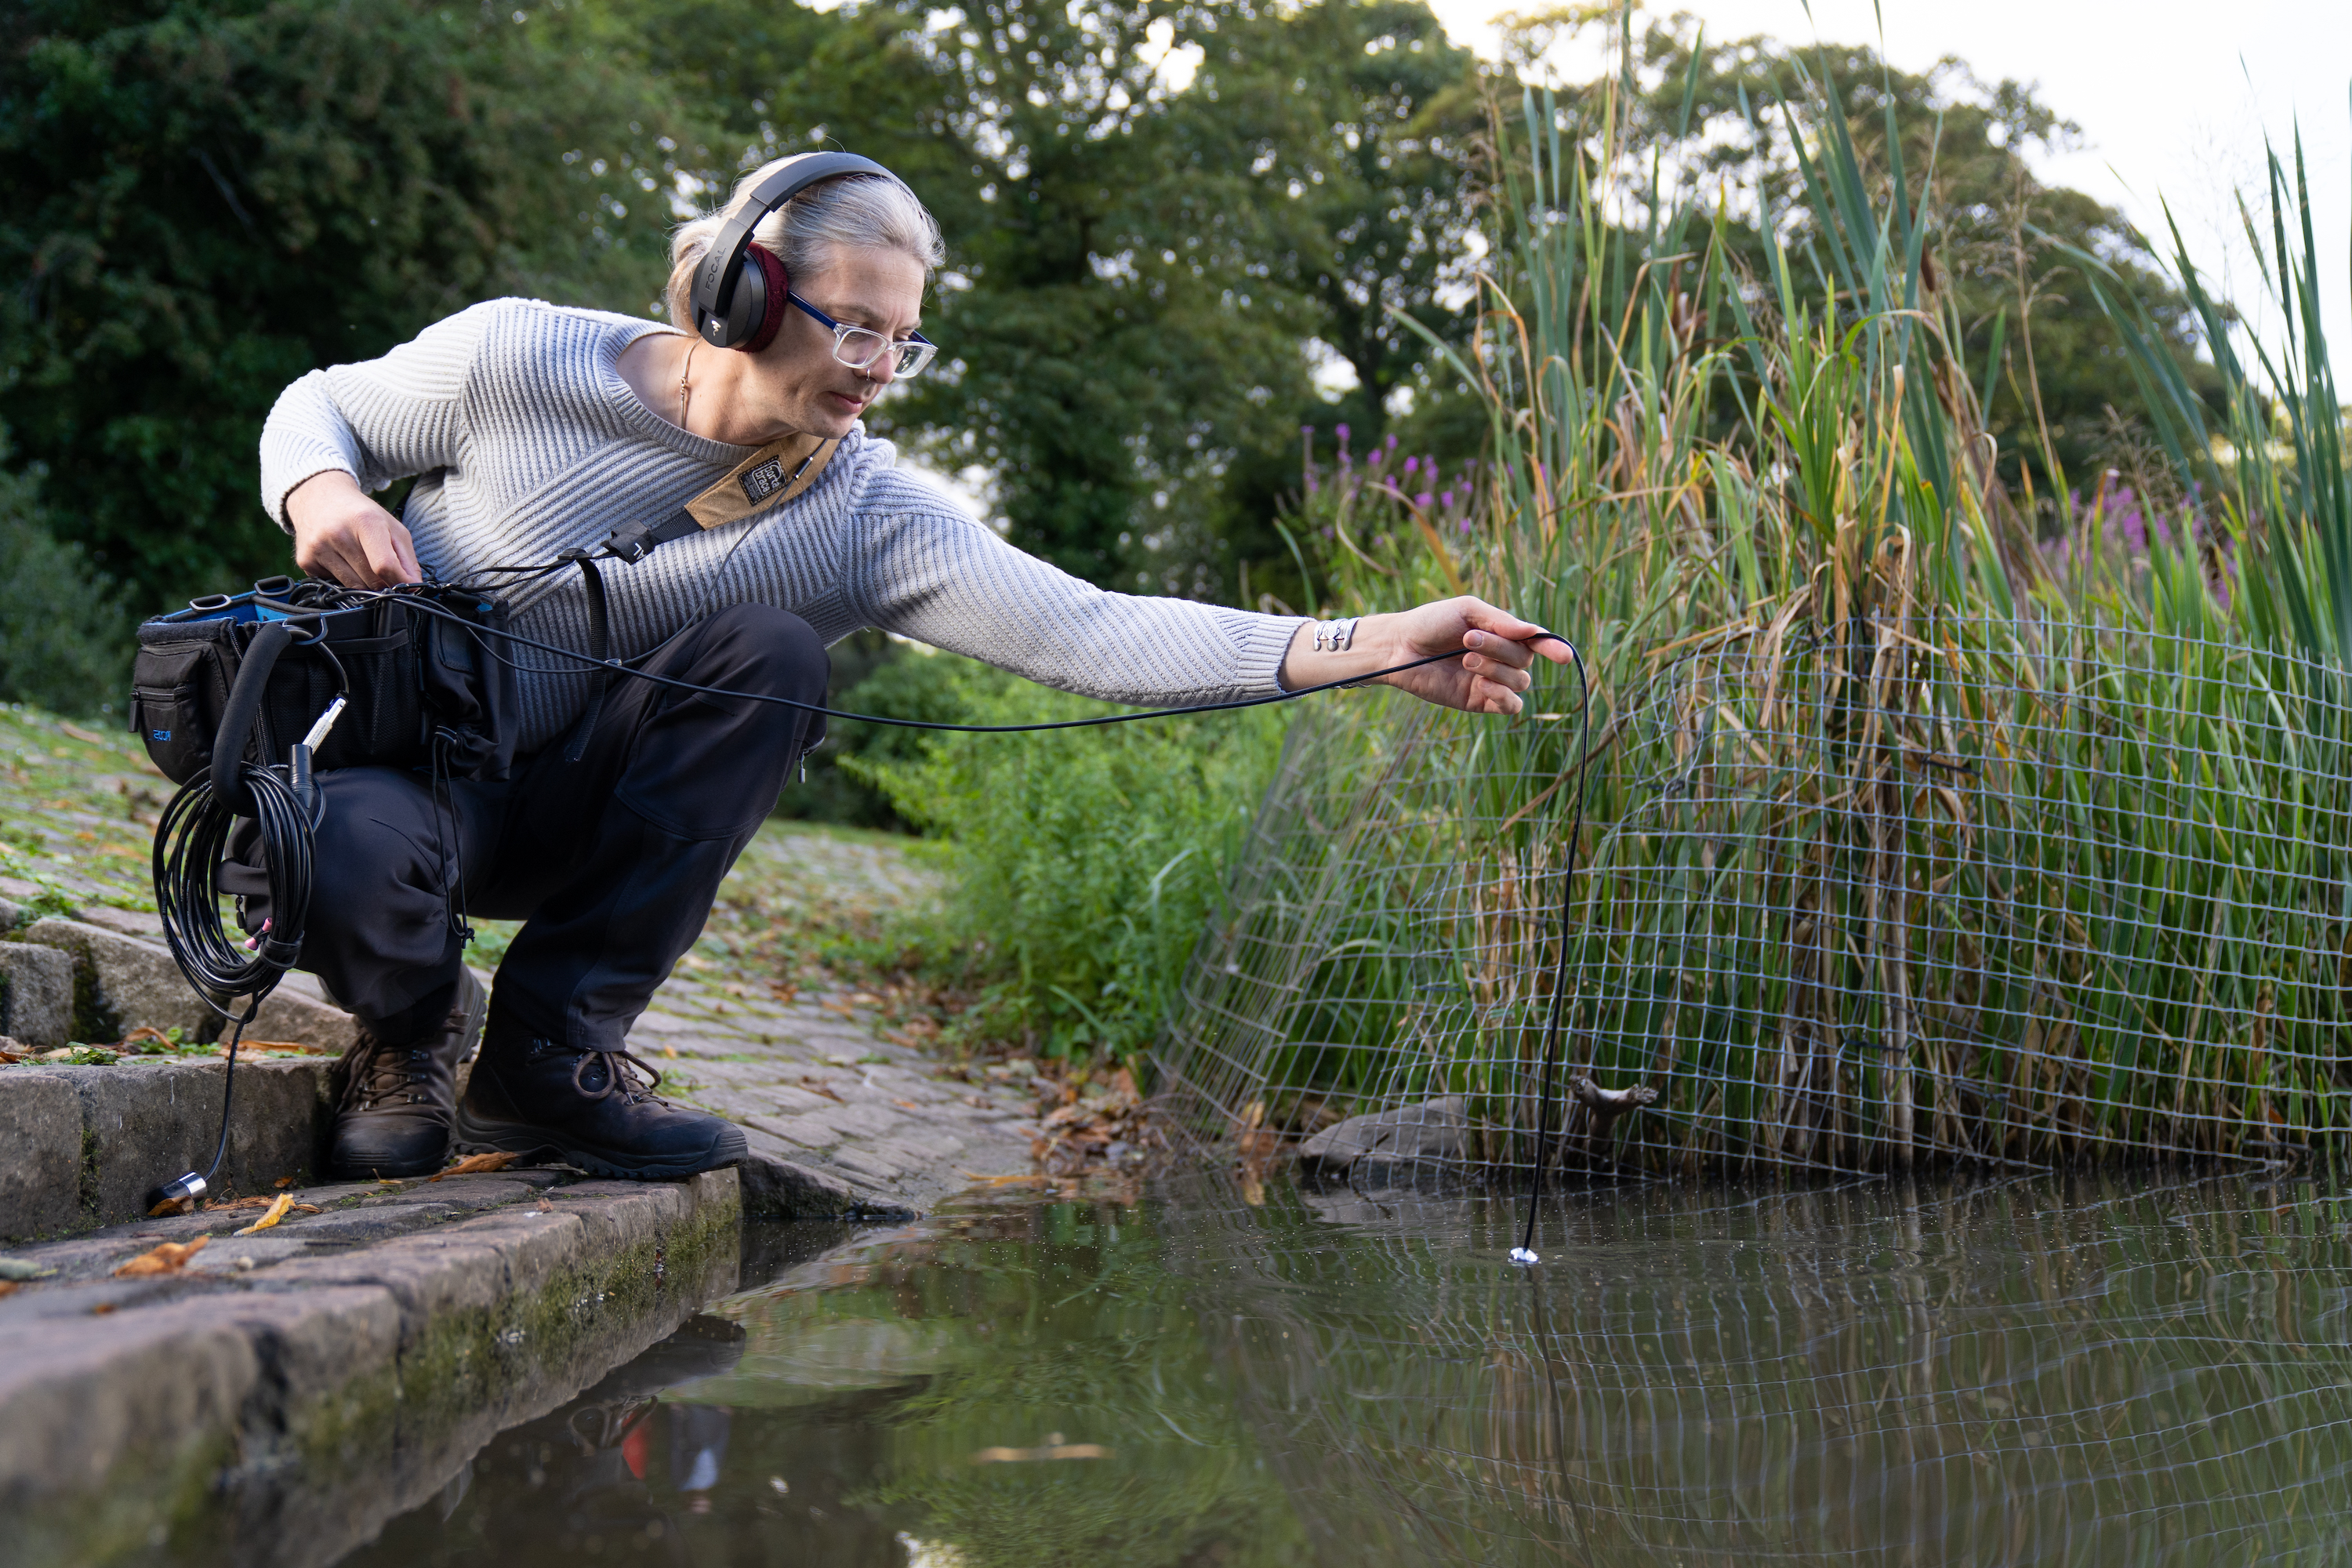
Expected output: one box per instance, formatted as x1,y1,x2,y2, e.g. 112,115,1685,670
664,154,946,332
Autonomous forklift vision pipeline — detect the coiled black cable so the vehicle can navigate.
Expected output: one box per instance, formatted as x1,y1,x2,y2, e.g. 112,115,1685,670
150,760,315,1203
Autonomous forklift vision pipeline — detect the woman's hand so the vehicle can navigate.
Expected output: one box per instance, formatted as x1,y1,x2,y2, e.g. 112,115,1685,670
285,470,423,588
1278,596,1570,715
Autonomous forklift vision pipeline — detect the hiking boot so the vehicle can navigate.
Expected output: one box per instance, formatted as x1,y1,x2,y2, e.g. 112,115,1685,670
329,969,488,1178
453,1031,746,1180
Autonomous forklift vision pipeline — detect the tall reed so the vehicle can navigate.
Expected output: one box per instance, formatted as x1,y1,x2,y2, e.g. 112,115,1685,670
1157,69,2352,1174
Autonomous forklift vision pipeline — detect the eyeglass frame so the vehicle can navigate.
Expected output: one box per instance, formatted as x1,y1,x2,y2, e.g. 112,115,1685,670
786,293,937,378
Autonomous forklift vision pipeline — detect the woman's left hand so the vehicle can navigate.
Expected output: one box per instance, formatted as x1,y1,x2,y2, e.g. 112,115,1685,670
1278,596,1571,715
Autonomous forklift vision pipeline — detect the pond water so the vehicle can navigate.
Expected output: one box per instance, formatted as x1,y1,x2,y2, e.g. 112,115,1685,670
341,1170,2352,1566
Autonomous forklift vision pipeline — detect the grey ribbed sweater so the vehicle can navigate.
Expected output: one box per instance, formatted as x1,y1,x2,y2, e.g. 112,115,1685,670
259,297,1305,753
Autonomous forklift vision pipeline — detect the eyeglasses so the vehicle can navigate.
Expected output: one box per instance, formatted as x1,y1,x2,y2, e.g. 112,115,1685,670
788,294,937,379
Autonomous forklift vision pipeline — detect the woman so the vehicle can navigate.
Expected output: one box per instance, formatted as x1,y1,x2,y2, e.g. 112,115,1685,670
256,152,1567,1181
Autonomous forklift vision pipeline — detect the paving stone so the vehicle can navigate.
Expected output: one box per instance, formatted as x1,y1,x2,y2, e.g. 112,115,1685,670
17,916,358,1052
0,1073,82,1241
829,1146,905,1184
736,1131,888,1219
20,916,212,1041
0,942,74,1050
45,1057,332,1228
740,1112,837,1149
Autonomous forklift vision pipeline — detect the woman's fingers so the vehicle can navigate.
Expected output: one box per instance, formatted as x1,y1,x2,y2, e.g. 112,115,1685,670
1460,599,1573,666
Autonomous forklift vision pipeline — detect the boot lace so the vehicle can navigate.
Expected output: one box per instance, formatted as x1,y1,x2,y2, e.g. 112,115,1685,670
337,1032,435,1112
572,1046,667,1105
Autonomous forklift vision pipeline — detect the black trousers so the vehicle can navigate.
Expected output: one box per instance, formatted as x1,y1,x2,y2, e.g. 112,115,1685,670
228,604,827,1052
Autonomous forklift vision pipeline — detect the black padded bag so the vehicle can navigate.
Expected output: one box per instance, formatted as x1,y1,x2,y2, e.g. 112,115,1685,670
129,579,517,788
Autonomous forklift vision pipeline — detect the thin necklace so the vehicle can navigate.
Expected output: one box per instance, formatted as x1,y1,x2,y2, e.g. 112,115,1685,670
677,337,699,432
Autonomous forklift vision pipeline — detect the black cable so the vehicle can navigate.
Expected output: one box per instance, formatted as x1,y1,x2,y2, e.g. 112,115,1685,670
147,760,314,1210
1513,644,1591,1267
354,584,1563,733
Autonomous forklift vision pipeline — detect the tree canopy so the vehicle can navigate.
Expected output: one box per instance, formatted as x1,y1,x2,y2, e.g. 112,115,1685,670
0,0,2230,638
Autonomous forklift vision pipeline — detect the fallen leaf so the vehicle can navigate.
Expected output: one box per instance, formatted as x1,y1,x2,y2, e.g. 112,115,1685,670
893,1098,922,1111
147,1196,194,1218
0,1051,25,1065
274,1176,295,1189
92,1301,117,1316
798,1078,844,1104
0,1280,16,1298
232,1195,296,1236
290,1204,321,1214
429,1152,519,1181
535,1197,554,1213
114,1236,209,1276
59,721,107,744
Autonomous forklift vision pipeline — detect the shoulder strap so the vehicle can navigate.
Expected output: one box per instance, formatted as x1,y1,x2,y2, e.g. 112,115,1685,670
601,434,840,564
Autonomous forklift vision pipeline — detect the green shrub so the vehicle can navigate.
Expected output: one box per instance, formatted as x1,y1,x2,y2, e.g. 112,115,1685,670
0,461,131,718
851,655,1289,1063
774,630,965,831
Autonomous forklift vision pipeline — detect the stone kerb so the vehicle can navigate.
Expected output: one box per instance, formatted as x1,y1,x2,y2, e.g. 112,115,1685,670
16,917,357,1051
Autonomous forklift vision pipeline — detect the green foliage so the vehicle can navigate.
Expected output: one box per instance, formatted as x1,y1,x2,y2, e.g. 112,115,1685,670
1519,9,2223,506
0,0,701,614
850,654,1287,1061
775,631,975,831
0,455,132,715
615,0,1486,596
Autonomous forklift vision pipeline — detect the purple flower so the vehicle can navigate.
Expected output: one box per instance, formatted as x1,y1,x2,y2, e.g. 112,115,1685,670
1457,518,1472,535
1402,456,1419,477
1336,423,1351,450
1415,492,1434,510
1301,425,1315,437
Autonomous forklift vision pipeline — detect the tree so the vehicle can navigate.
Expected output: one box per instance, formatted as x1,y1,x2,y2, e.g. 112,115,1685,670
0,0,698,615
619,0,1486,597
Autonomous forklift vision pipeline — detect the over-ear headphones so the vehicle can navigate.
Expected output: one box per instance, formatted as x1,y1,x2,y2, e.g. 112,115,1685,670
690,151,901,353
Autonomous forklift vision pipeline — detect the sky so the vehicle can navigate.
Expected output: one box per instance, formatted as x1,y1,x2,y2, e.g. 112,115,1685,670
1421,0,2352,381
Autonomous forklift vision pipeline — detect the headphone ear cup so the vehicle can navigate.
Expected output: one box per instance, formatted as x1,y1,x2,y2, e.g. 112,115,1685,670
735,243,791,354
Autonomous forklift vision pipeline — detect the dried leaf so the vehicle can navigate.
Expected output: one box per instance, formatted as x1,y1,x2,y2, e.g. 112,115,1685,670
291,1203,321,1214
92,1301,117,1316
114,1236,210,1276
274,1176,295,1189
429,1152,519,1181
0,1280,16,1298
232,1195,296,1236
535,1196,554,1213
147,1196,194,1218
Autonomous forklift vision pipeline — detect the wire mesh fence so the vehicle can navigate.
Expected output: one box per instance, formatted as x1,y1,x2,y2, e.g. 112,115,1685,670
1156,615,2352,1175
1180,1173,2352,1566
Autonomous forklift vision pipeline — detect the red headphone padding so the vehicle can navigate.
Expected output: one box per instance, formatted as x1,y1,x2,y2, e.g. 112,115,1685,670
738,243,792,354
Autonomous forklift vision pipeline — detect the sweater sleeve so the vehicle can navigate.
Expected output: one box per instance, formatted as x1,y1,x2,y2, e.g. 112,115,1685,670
847,470,1306,707
256,300,503,527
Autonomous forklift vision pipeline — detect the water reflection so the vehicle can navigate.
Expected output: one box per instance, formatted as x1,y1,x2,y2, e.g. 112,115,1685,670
346,1171,2352,1566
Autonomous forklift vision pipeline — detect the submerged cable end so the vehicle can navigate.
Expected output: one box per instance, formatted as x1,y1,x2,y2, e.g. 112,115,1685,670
1508,1247,1539,1266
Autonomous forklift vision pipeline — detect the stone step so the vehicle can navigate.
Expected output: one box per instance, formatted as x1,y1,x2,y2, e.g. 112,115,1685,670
0,1055,336,1241
12,915,358,1054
